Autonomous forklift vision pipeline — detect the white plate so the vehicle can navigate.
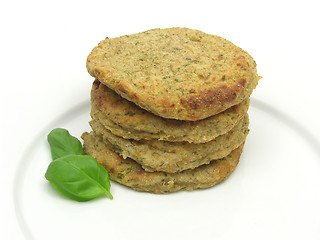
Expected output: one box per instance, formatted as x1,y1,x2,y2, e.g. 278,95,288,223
13,98,320,240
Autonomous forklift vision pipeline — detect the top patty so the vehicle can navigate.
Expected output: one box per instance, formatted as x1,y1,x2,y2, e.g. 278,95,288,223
87,27,260,121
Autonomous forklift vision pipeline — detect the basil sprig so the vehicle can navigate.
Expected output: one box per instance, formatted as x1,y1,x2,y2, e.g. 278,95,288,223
45,128,113,201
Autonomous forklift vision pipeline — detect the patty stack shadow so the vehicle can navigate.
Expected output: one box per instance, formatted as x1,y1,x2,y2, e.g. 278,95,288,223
82,27,261,194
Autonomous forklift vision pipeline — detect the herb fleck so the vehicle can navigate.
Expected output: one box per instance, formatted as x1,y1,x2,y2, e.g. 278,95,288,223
241,65,247,70
125,111,136,116
185,58,200,63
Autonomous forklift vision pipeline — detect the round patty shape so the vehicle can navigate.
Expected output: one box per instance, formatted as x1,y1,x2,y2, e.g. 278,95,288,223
82,132,244,194
87,27,260,121
90,114,249,173
91,79,250,143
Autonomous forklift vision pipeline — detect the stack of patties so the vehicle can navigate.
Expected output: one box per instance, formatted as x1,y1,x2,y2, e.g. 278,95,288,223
82,27,260,194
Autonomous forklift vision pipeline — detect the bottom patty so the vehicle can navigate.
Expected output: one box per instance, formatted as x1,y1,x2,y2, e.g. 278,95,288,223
82,131,244,194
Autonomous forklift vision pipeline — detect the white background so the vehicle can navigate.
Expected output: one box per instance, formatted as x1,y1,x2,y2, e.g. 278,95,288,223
1,0,320,239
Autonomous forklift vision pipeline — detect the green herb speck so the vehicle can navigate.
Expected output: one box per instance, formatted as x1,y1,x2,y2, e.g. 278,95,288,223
125,111,136,116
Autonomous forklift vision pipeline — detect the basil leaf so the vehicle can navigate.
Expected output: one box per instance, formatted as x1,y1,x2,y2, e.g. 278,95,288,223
45,154,113,201
47,128,85,160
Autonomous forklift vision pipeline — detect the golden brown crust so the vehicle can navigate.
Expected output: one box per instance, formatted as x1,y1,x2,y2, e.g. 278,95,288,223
90,79,250,143
82,131,244,194
87,27,260,120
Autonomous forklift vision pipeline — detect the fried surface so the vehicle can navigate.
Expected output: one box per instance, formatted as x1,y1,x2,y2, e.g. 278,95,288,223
87,27,260,120
82,132,244,194
91,80,250,143
90,114,249,173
